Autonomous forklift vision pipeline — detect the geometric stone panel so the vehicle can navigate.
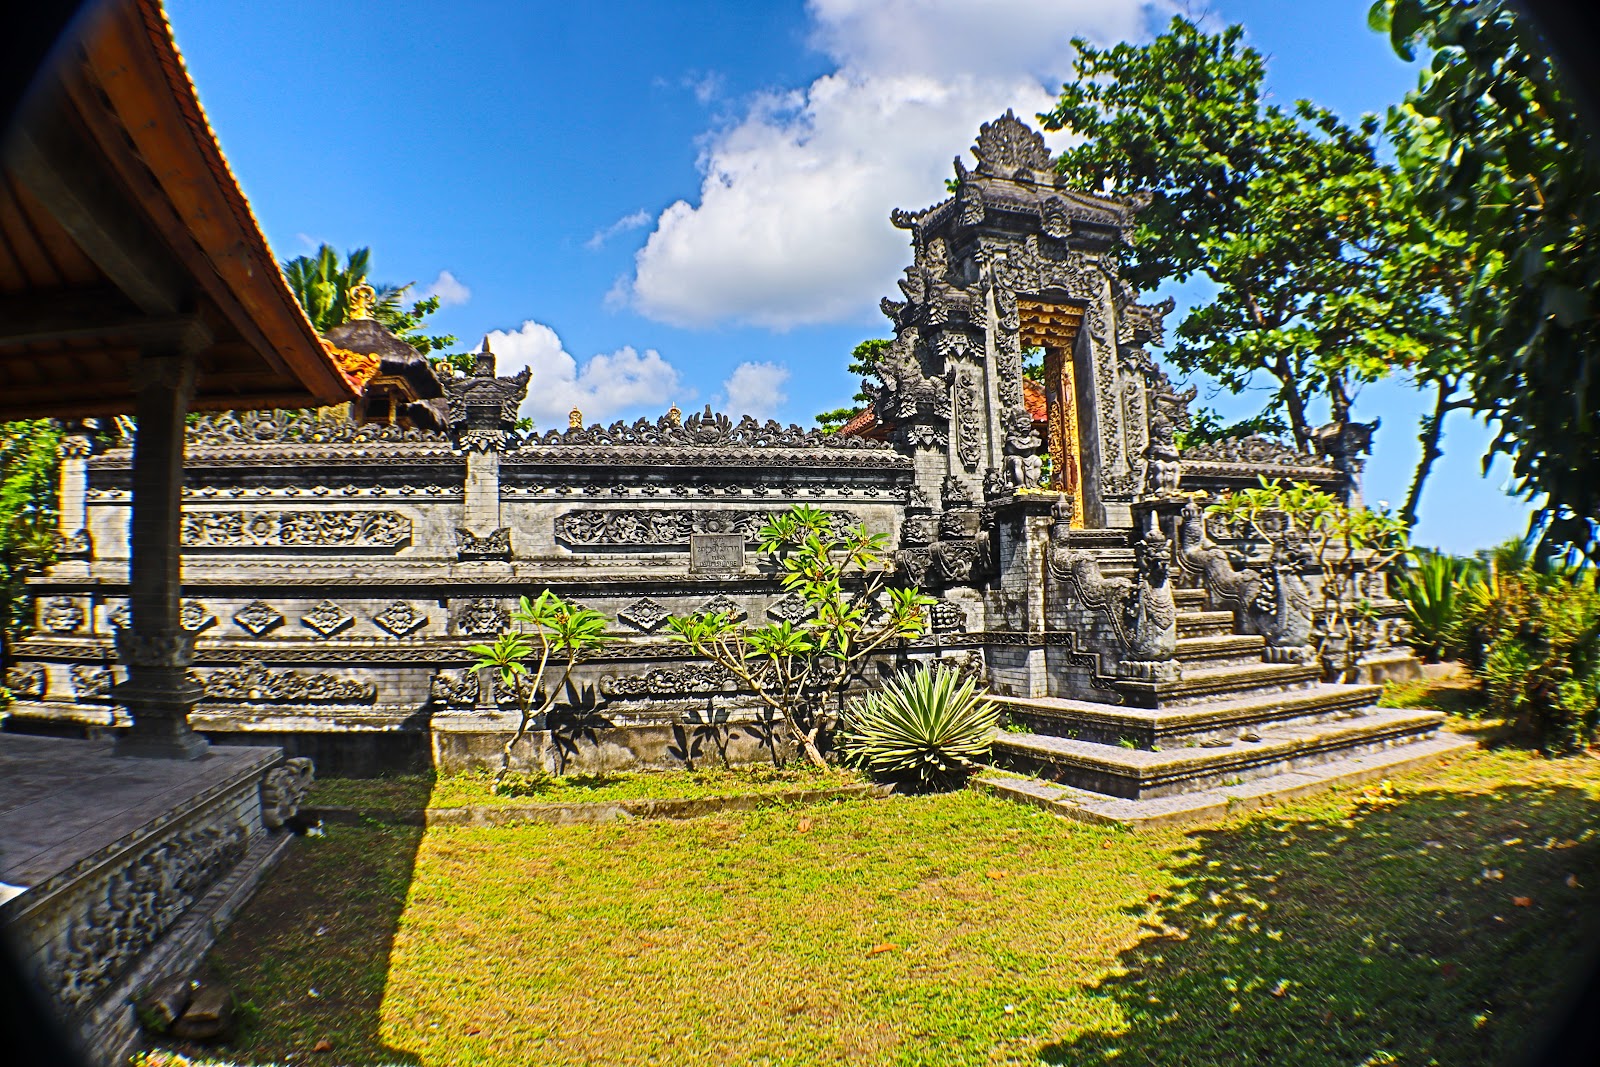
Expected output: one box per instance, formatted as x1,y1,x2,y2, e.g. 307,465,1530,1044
373,600,427,637
617,597,670,632
233,600,285,636
299,600,354,638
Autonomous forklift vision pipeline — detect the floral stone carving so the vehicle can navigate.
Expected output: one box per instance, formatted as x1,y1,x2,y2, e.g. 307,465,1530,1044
457,526,511,561
696,594,747,622
618,597,671,632
373,600,427,637
233,600,284,636
40,597,85,633
181,510,411,549
5,663,46,699
300,600,355,638
767,594,812,624
455,598,508,637
200,660,376,703
260,758,315,830
601,663,734,698
181,600,216,633
70,664,113,700
430,670,478,707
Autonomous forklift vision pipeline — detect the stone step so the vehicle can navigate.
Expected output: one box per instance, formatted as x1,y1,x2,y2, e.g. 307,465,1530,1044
1174,588,1207,611
1177,610,1236,639
1176,633,1266,670
974,732,1477,829
990,707,1445,800
992,682,1386,749
1116,661,1323,709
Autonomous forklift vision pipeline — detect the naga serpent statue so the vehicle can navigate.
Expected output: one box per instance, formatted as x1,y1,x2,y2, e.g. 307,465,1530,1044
1050,525,1179,679
1176,502,1314,659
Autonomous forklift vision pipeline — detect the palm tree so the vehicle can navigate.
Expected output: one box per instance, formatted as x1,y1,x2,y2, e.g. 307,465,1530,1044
281,245,455,357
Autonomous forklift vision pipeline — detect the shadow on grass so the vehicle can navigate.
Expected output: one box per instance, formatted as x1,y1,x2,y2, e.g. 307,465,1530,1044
1040,781,1600,1066
188,799,429,1064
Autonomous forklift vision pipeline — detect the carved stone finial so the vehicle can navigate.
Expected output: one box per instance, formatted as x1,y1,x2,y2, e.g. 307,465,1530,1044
972,109,1053,172
348,284,376,321
569,407,583,429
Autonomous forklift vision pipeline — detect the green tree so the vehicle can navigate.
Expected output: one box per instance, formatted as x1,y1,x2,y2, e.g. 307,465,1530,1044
1375,0,1600,557
1040,18,1449,465
0,421,61,698
467,591,612,791
816,338,892,432
282,244,458,360
666,504,934,766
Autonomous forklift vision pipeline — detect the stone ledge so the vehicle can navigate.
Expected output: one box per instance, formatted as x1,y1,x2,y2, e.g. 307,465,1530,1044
974,732,1478,829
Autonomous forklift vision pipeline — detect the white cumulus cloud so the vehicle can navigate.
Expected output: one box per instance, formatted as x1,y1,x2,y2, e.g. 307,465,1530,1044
720,361,791,419
622,0,1167,329
483,319,687,428
421,269,471,307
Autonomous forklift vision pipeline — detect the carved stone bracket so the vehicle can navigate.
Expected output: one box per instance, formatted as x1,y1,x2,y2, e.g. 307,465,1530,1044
457,526,511,561
261,758,315,830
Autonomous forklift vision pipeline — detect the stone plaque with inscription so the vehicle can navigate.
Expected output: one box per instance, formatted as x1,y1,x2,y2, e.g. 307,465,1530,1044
689,533,745,575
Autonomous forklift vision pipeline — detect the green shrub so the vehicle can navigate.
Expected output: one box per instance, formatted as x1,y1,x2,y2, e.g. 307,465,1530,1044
1476,570,1600,755
836,665,997,792
1393,550,1483,662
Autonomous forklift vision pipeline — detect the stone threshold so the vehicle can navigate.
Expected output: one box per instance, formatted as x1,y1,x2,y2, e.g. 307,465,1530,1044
307,782,893,828
973,732,1477,830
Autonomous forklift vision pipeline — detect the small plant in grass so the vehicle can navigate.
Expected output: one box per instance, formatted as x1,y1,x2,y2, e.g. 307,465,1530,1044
836,664,997,792
1393,549,1483,662
667,504,934,767
467,591,611,792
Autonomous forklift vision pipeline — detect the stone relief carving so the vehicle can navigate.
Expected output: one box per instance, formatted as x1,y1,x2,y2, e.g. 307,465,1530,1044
260,757,315,830
430,670,478,707
46,817,249,1015
972,108,1054,171
55,529,91,558
299,600,355,638
233,600,284,636
107,602,132,630
1003,410,1045,490
40,597,85,633
767,595,812,624
554,509,859,549
372,600,427,637
955,371,982,471
525,405,888,451
185,408,446,446
600,663,734,698
696,595,747,622
1050,528,1179,681
928,599,969,634
617,597,671,632
1177,502,1314,656
70,664,113,701
5,663,46,699
1181,435,1328,469
932,539,992,586
181,600,216,634
457,526,511,561
455,598,508,638
181,510,411,550
200,660,376,703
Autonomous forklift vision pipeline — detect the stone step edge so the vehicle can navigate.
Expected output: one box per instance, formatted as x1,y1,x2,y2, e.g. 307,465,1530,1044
991,708,1445,781
973,732,1478,829
305,782,893,828
991,684,1383,735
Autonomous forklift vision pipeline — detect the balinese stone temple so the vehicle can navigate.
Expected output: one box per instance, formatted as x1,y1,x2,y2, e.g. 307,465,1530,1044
6,112,1460,820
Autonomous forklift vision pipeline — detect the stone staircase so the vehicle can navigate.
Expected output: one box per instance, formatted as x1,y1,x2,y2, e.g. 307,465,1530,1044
977,588,1473,828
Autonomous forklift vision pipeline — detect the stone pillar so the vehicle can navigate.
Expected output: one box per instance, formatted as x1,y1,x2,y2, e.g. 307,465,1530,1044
113,352,208,760
462,449,500,533
986,492,1065,698
50,424,97,580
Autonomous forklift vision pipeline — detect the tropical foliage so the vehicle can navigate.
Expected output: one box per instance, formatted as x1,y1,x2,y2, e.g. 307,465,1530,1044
1392,550,1482,661
1208,478,1411,682
467,591,611,791
836,664,997,792
1375,0,1600,557
0,421,61,703
282,244,458,360
815,338,892,432
667,504,934,766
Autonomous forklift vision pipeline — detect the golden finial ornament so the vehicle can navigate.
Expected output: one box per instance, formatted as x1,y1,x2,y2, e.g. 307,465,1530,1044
569,406,583,430
666,403,682,427
348,283,376,320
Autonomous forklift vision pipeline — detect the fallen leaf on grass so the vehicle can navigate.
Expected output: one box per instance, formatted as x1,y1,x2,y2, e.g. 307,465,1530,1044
986,870,1006,880
1567,874,1581,889
1513,896,1533,907
797,818,813,833
868,943,898,955
1102,840,1112,850
313,1039,334,1054
1270,979,1290,997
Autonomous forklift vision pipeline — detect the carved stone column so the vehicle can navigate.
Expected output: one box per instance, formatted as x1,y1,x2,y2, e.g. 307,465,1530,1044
986,492,1066,697
51,423,98,580
113,352,208,760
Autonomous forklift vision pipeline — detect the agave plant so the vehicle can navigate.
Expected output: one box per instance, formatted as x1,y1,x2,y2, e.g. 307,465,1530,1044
1393,550,1480,662
837,665,997,792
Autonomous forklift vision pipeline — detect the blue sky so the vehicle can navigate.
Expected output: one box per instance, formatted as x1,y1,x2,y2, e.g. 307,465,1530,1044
165,0,1531,554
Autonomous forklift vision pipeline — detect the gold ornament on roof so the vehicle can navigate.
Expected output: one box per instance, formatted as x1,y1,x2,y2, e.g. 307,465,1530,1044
569,407,583,429
348,283,376,321
666,403,682,427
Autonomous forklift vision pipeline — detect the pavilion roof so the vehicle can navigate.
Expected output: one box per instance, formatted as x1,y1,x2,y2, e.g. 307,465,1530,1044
0,0,361,419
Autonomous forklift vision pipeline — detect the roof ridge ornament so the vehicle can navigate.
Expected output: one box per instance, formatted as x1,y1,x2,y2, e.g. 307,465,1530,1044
972,109,1052,173
348,283,376,321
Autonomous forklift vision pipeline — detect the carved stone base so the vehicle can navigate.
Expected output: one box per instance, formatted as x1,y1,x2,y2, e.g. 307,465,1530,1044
1263,644,1318,665
1116,659,1182,684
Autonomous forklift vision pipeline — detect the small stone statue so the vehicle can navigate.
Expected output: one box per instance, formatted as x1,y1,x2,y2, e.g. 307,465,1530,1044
1144,419,1183,497
1004,410,1044,490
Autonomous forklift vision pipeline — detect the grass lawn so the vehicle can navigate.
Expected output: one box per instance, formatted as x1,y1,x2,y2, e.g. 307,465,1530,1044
192,737,1600,1066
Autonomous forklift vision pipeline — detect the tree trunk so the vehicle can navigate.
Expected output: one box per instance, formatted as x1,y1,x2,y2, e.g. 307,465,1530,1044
1401,376,1459,530
1274,356,1314,451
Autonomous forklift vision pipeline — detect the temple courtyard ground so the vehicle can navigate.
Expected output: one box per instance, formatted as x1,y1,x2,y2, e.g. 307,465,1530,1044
172,696,1600,1066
